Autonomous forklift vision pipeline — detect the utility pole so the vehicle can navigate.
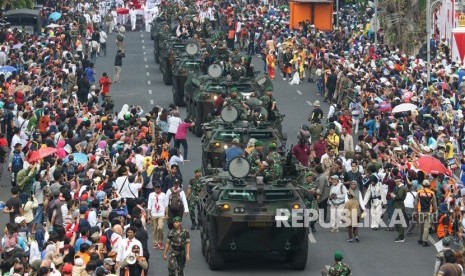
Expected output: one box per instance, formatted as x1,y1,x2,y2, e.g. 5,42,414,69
426,0,431,83
374,0,378,52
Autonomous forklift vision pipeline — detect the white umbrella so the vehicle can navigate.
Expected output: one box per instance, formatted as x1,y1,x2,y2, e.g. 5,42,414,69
392,103,417,113
46,23,62,28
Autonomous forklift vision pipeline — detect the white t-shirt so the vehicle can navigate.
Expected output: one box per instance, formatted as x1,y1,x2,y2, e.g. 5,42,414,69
168,116,182,134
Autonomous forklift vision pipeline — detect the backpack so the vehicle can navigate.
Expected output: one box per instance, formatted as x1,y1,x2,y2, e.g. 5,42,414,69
12,152,23,172
116,33,124,41
168,188,184,213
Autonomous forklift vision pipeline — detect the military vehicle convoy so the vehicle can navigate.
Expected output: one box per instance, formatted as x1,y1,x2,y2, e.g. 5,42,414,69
198,156,308,270
201,106,286,170
185,64,273,137
171,43,205,106
159,39,187,85
152,23,172,64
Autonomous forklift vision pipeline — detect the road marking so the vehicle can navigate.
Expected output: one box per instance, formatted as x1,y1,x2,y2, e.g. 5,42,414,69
145,64,148,68
296,90,302,95
306,101,312,106
141,40,145,43
308,233,317,243
143,51,146,55
144,58,147,62
142,45,145,49
146,72,150,76
150,99,154,105
148,90,152,95
147,80,151,85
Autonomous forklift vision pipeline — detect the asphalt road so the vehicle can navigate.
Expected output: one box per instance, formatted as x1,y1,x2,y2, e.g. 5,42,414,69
0,29,437,275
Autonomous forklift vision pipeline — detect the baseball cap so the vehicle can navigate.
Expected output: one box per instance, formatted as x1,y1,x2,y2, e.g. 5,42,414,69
104,258,115,266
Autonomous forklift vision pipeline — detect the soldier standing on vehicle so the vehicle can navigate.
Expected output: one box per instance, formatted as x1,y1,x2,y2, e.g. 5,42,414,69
223,90,248,119
163,216,191,276
187,169,203,230
230,60,246,81
321,251,351,276
265,143,283,182
247,140,266,176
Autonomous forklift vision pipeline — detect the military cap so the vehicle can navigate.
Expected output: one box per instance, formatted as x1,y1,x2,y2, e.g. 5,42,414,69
268,142,277,149
305,172,314,178
173,216,182,222
334,251,344,261
255,140,264,147
231,87,238,92
194,168,202,173
266,86,273,91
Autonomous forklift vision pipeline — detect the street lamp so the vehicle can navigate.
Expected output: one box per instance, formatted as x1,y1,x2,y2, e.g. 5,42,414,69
426,0,443,82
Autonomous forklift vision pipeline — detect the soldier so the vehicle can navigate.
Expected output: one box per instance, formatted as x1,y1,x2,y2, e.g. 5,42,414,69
163,216,191,276
302,172,319,232
247,140,266,176
186,169,203,230
265,143,283,182
230,60,246,81
223,89,248,119
248,106,266,125
260,88,277,121
322,251,351,276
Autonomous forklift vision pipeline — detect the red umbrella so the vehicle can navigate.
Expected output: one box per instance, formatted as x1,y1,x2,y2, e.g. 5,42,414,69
28,147,57,163
413,155,449,175
116,8,129,15
435,82,450,91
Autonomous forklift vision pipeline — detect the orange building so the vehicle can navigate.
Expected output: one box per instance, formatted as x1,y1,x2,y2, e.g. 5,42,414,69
289,0,333,32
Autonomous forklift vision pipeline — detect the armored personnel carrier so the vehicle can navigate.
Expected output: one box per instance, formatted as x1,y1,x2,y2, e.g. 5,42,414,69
201,105,286,170
159,39,186,85
171,43,205,106
153,23,171,64
198,156,308,270
185,64,273,137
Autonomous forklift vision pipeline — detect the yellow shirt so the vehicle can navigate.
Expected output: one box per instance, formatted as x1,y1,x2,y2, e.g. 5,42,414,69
327,133,340,153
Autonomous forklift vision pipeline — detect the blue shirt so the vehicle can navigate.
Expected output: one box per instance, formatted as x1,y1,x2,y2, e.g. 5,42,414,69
85,67,95,83
225,146,244,165
74,236,92,252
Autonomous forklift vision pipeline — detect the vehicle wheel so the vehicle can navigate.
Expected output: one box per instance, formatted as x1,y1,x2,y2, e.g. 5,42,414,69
200,220,207,257
173,89,184,106
289,235,308,270
165,72,172,85
206,222,224,270
194,105,203,137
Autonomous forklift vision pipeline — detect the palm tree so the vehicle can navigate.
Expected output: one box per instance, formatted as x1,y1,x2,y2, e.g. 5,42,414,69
378,0,427,53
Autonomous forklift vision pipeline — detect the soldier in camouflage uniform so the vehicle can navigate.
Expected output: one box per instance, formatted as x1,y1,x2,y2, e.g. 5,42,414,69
265,143,283,181
223,89,248,119
247,140,265,176
260,89,279,121
322,251,351,276
302,172,319,232
164,216,191,276
187,168,203,230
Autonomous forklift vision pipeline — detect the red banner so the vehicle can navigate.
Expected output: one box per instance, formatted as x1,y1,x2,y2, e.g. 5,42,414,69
453,31,465,62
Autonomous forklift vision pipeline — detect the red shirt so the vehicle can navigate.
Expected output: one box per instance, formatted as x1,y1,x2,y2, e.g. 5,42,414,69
99,76,112,95
0,138,7,147
175,122,193,140
292,143,311,166
313,140,327,160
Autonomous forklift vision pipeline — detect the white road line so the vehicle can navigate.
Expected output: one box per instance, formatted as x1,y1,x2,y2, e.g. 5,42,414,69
141,40,145,43
146,72,150,76
308,233,317,243
296,90,302,95
144,58,147,62
142,45,145,49
145,64,148,68
147,80,151,85
148,90,152,95
150,99,154,105
143,52,146,55
306,101,312,106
